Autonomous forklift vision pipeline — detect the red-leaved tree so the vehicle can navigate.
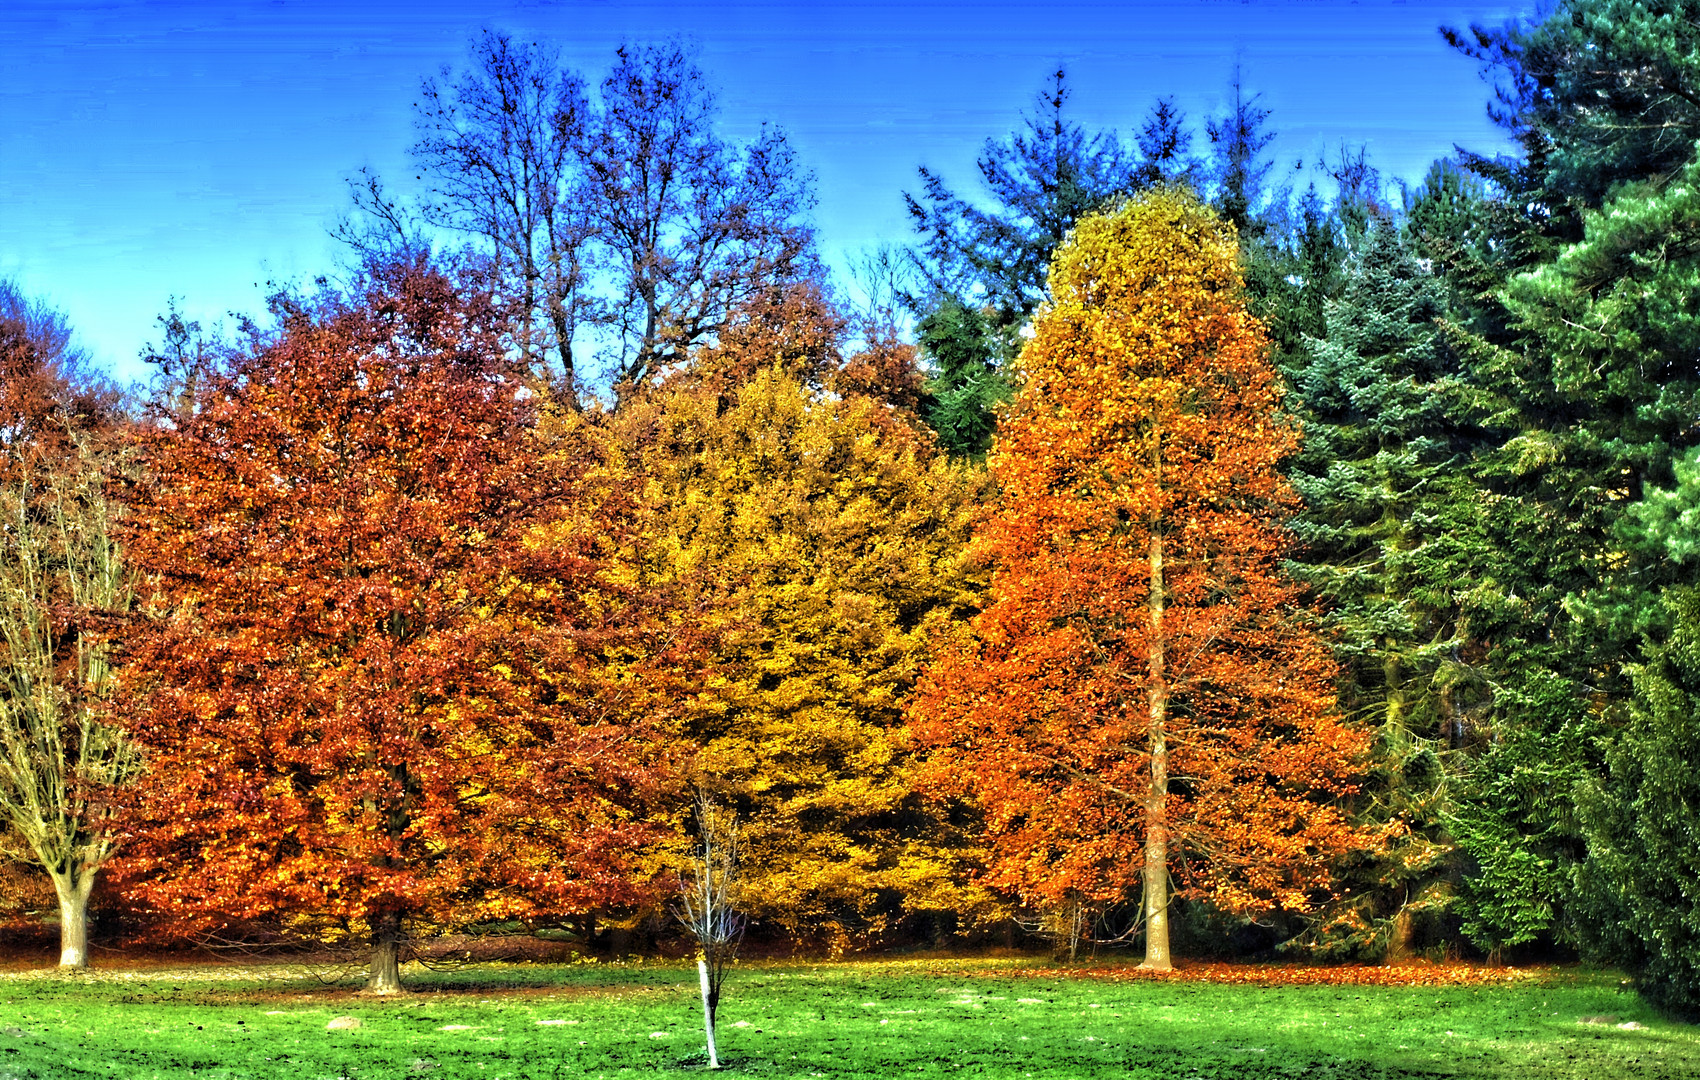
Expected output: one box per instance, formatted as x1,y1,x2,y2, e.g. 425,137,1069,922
115,262,678,992
911,191,1376,969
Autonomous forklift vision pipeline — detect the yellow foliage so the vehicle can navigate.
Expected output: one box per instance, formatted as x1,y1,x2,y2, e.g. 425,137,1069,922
609,367,995,943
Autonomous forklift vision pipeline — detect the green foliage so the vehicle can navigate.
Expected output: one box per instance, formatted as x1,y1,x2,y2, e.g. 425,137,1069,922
1284,224,1470,956
1204,72,1277,235
1450,0,1700,217
915,298,1009,458
1576,586,1700,1018
1622,446,1700,565
1502,153,1700,486
1402,159,1499,295
903,70,1138,455
905,69,1137,337
1412,15,1700,958
1452,722,1594,954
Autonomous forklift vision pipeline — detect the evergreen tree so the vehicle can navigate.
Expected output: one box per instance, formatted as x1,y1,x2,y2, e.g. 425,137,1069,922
1285,224,1471,957
904,69,1137,456
1447,0,1700,224
1134,96,1198,190
1576,579,1700,1018
1205,71,1277,237
1416,0,1700,958
915,298,1006,459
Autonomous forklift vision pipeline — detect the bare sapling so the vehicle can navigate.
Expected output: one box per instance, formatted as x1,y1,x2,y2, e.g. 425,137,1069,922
676,792,742,1069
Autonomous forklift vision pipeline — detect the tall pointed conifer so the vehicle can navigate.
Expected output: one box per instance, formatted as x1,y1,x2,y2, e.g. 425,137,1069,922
913,191,1373,968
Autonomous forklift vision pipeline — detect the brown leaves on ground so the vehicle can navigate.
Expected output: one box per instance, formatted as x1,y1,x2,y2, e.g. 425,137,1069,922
956,959,1541,987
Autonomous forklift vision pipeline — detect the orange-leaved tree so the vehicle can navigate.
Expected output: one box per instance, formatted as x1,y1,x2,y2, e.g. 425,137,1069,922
911,190,1375,969
115,261,679,992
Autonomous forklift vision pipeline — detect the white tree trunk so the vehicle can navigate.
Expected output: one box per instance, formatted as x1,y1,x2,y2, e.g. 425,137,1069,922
366,911,404,994
698,957,720,1068
51,870,93,969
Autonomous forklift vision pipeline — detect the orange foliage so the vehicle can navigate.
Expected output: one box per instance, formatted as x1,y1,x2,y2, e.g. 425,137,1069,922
911,191,1378,964
947,961,1537,988
113,262,679,985
0,305,119,479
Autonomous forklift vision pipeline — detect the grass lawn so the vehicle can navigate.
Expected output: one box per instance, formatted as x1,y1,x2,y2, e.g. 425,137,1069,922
0,956,1696,1079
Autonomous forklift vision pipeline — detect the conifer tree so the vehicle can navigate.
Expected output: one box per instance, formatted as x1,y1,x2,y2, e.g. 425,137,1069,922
1286,224,1473,957
1576,581,1700,1018
914,191,1373,969
904,70,1137,456
1417,0,1700,957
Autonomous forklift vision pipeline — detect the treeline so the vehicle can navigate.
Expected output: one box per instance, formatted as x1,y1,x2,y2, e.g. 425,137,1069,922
3,0,1700,1018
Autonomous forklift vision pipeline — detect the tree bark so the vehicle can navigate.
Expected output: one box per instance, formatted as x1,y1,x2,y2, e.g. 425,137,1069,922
1384,648,1407,752
50,869,94,970
1140,529,1173,972
1386,905,1416,964
698,957,721,1068
367,910,404,994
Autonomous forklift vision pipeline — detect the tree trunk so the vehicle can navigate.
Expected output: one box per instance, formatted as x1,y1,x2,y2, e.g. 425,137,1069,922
698,957,721,1068
1140,530,1173,972
1385,905,1416,964
366,910,404,994
50,869,94,970
1384,648,1407,752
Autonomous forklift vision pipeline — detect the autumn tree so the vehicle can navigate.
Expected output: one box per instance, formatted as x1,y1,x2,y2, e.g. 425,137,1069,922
0,281,121,478
607,292,991,949
0,287,133,969
912,191,1373,969
116,261,676,993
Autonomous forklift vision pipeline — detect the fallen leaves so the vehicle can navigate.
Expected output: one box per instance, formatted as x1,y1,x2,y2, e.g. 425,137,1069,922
953,960,1540,988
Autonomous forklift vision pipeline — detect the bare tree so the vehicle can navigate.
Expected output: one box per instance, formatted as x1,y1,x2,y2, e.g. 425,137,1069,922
0,446,136,968
364,36,817,405
582,42,815,395
676,792,742,1069
411,32,595,400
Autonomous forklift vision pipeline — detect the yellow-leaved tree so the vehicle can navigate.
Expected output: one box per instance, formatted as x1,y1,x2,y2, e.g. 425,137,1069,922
606,285,993,948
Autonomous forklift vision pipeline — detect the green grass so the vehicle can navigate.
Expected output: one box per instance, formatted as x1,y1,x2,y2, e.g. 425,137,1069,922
0,957,1696,1079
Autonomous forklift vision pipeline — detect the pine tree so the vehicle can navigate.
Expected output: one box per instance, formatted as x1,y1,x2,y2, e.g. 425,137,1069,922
1412,0,1700,957
1285,224,1470,957
914,191,1373,969
1576,581,1700,1018
904,69,1136,456
1205,71,1277,237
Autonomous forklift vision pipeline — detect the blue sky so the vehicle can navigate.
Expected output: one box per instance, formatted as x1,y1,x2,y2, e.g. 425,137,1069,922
2,0,1523,386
